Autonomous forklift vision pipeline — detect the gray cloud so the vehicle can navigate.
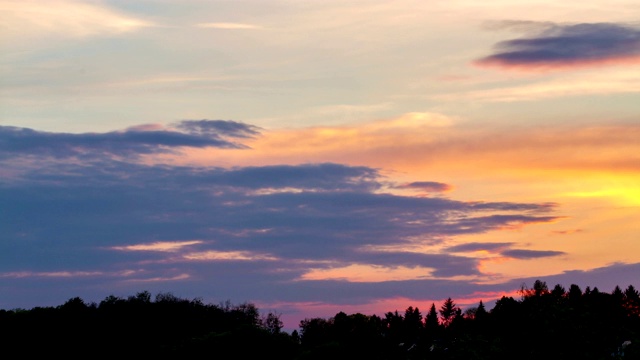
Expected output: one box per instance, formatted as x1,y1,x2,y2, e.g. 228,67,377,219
475,22,640,69
174,119,261,138
445,242,514,253
0,120,258,159
397,181,453,193
501,249,566,259
202,163,381,192
445,242,565,260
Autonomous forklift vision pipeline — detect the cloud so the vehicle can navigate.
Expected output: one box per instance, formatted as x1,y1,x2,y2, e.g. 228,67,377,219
236,116,640,178
445,242,565,260
397,181,453,193
551,229,583,235
204,163,381,192
446,242,514,253
111,240,203,253
0,271,105,279
183,250,278,261
436,68,640,102
174,120,261,139
195,22,263,30
501,249,566,259
475,22,640,71
1,0,153,41
0,120,259,159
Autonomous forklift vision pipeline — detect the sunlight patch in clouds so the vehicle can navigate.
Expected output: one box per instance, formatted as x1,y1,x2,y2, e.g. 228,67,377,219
300,264,436,282
183,250,278,262
111,240,203,253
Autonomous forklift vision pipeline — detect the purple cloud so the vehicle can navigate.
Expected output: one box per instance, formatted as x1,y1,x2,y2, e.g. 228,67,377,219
475,22,640,70
397,181,453,193
445,242,514,253
0,120,258,159
501,249,566,259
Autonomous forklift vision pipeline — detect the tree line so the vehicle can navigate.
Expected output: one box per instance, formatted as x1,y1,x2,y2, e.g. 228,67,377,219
0,280,638,359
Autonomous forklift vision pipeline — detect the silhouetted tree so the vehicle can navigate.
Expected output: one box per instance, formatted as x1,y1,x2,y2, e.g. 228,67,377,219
262,311,284,334
439,297,458,327
475,300,488,321
425,303,439,330
551,283,566,298
624,284,640,316
402,305,423,343
3,283,640,359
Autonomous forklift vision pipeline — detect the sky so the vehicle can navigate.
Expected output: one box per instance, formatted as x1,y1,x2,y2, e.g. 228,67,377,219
1,0,640,330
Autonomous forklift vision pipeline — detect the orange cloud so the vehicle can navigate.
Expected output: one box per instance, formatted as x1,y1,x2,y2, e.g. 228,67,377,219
183,250,278,261
299,264,435,282
474,55,640,73
111,240,203,252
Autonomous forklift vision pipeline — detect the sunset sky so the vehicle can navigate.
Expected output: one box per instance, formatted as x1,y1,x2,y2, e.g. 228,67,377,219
2,0,639,330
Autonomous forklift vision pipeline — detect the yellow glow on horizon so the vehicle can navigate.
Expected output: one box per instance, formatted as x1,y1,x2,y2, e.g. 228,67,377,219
564,187,640,206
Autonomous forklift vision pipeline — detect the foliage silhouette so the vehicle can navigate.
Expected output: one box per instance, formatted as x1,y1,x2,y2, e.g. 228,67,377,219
1,281,639,359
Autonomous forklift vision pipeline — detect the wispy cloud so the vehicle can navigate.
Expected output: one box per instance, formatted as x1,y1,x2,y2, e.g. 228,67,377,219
0,120,259,159
551,229,583,235
125,274,191,283
183,250,278,261
445,242,565,260
195,22,262,30
1,0,153,41
234,114,640,177
501,249,566,259
299,264,435,282
436,70,640,102
396,181,454,193
111,241,203,253
475,22,640,71
0,271,104,279
446,242,515,254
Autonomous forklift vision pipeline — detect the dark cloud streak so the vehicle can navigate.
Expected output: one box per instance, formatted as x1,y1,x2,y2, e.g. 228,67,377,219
174,119,261,138
475,22,640,70
0,120,258,159
397,181,453,193
501,249,566,259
